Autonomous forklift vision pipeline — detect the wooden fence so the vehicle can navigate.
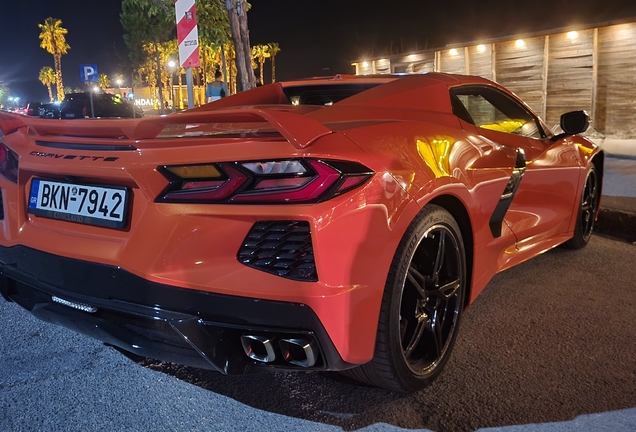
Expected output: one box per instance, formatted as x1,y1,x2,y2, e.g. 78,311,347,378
355,22,636,136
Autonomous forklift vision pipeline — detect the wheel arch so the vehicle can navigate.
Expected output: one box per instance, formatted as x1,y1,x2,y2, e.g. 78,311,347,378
427,194,474,308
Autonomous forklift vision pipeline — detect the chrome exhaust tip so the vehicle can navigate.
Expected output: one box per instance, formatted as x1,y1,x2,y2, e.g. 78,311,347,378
279,338,317,367
240,335,276,363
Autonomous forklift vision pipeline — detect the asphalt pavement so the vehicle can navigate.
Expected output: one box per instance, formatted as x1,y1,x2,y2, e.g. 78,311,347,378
1,235,635,432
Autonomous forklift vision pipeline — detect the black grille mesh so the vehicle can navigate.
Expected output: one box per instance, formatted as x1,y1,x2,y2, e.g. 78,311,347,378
238,221,318,282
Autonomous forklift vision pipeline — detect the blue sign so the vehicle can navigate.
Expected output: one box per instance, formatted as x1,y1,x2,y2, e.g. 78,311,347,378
80,64,98,83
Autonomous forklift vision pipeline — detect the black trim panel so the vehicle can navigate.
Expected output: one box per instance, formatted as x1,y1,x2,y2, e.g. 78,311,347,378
36,141,138,151
0,245,352,373
489,148,526,238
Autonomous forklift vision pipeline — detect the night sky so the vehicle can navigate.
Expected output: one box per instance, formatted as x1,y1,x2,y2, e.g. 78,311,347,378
1,0,636,103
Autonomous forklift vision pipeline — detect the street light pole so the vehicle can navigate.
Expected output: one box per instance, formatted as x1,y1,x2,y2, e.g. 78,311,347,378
116,78,123,97
168,60,177,113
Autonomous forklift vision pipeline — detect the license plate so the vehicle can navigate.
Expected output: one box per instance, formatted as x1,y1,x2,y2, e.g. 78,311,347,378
28,179,129,229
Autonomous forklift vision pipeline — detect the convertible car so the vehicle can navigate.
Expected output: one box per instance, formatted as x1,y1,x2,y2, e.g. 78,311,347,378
0,73,602,392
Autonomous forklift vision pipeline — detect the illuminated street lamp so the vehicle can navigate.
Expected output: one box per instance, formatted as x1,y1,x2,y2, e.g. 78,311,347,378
116,78,123,96
168,60,177,112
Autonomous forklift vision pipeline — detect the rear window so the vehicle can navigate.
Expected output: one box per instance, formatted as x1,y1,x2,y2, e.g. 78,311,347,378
283,84,380,106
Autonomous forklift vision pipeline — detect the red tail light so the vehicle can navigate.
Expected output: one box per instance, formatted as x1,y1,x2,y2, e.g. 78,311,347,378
0,142,18,183
156,159,373,204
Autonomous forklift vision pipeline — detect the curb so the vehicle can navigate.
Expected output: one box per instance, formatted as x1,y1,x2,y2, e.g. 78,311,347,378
595,208,636,244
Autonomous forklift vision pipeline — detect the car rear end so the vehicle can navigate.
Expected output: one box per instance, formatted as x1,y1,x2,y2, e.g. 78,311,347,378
0,109,405,373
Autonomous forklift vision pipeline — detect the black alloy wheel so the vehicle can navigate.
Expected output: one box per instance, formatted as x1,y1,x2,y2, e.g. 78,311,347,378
580,166,599,241
342,205,467,392
398,223,463,376
564,164,599,249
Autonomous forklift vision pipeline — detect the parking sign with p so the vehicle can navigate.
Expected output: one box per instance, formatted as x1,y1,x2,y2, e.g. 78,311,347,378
80,64,98,83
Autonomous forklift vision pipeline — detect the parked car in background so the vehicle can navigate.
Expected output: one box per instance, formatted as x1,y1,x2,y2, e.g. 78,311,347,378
38,102,60,118
40,93,142,119
25,102,43,117
0,74,602,392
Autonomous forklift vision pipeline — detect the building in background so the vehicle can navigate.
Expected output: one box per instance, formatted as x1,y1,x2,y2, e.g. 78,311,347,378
353,20,636,136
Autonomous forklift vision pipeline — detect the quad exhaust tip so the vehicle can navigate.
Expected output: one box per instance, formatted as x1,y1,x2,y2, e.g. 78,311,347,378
240,335,318,368
240,335,276,363
279,338,317,368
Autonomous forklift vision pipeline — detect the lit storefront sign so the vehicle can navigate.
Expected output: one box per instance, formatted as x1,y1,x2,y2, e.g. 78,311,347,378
134,98,157,106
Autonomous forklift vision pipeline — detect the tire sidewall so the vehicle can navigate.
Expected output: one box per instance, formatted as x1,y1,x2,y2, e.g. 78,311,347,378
382,205,467,391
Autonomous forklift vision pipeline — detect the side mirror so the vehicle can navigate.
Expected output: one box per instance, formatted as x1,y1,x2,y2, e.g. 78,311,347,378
560,110,589,135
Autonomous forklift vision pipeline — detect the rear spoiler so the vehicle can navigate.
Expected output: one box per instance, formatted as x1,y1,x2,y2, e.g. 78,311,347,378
0,108,333,149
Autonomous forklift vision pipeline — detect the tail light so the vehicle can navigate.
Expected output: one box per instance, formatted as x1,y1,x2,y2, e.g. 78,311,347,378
156,159,373,204
0,142,19,183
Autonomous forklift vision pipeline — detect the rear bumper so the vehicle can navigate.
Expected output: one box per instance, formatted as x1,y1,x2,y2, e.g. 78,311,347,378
0,245,353,373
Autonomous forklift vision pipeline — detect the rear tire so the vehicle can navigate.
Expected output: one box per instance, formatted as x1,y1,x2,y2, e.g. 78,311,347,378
342,205,467,392
563,164,599,249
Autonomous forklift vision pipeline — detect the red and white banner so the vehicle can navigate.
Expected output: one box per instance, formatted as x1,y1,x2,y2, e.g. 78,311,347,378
175,0,200,68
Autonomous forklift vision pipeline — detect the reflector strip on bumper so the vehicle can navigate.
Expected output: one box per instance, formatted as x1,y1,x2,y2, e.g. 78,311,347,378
51,295,98,313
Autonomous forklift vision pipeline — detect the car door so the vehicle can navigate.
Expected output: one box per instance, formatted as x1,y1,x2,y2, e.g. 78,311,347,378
450,85,581,249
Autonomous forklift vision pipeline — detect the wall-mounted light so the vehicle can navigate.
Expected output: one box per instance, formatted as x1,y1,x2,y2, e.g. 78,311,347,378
567,31,578,40
477,44,486,53
408,54,417,60
362,61,369,67
449,48,458,56
613,24,633,39
515,39,526,48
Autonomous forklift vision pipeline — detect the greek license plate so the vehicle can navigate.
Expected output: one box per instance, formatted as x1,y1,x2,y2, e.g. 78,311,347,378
28,179,129,229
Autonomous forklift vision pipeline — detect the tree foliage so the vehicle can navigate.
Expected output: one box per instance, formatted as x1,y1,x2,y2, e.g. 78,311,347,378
0,83,8,108
118,0,276,104
38,66,56,102
251,44,270,85
197,0,232,47
121,0,175,111
98,73,111,89
38,17,70,101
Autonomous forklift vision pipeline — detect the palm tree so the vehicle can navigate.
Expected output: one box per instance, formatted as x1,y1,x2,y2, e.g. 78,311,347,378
38,18,70,101
38,66,56,102
251,44,270,85
268,42,280,83
98,73,111,89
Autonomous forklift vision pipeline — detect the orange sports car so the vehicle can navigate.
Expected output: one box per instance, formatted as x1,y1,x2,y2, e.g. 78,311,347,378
0,74,602,392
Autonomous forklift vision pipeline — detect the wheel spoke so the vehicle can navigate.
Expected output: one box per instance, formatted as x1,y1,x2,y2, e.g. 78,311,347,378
404,316,427,359
429,279,461,299
431,230,446,283
407,266,428,299
428,311,443,360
